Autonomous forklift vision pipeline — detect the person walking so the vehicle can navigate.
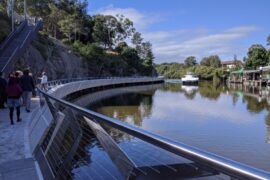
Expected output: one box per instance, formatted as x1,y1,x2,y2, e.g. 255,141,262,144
39,71,48,91
0,72,7,109
20,69,35,112
6,76,22,125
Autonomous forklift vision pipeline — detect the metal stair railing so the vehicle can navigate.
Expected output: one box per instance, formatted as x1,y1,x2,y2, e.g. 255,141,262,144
0,19,43,73
0,20,27,53
37,77,270,180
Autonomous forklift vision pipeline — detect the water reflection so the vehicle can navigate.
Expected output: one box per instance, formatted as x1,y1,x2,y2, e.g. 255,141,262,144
90,93,153,127
87,82,270,171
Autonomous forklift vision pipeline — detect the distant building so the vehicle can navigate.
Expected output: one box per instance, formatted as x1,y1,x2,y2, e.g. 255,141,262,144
105,50,119,55
221,60,243,69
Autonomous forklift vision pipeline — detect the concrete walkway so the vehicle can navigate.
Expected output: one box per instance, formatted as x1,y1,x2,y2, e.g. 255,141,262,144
0,97,41,180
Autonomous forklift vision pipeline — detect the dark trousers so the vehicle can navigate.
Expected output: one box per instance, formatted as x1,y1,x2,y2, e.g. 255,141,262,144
0,92,6,108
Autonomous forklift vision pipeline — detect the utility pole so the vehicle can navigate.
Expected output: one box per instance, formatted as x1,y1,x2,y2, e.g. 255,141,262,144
11,0,14,32
24,0,27,20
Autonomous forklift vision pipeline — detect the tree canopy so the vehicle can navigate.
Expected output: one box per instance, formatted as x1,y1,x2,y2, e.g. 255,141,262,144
0,0,156,76
245,44,269,68
200,55,221,68
184,56,197,67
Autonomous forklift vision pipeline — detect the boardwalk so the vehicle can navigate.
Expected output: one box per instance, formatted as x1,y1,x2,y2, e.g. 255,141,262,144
0,98,40,180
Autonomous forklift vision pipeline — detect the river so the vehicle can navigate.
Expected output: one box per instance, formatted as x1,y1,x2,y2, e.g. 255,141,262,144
70,81,270,179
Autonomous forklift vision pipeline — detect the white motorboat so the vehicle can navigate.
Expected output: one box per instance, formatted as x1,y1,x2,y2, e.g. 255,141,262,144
181,85,198,93
181,72,199,84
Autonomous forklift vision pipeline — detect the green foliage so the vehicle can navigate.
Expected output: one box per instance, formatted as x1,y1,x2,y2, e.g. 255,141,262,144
4,0,155,77
184,56,197,67
0,14,10,43
200,55,221,67
121,47,141,72
58,15,76,41
132,32,143,46
156,63,226,80
245,44,268,69
72,41,104,60
156,63,186,78
115,42,128,53
92,14,135,48
267,35,270,46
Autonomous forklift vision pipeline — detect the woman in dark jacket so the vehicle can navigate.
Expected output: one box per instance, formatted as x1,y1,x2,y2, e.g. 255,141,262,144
6,77,23,125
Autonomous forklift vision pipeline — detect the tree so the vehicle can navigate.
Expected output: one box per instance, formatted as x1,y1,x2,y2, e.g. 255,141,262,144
115,42,128,53
245,44,268,68
47,4,66,38
121,47,141,70
116,14,135,43
92,14,134,49
104,15,119,49
184,56,197,67
267,34,270,46
58,14,76,41
200,55,221,68
132,32,143,46
92,15,110,48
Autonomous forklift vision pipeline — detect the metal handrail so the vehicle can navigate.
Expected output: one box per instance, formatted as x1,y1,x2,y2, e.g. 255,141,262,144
39,78,270,180
1,47,19,72
0,20,27,52
1,20,43,73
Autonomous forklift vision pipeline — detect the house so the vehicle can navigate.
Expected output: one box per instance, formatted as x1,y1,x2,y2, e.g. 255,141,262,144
221,60,243,69
105,50,120,55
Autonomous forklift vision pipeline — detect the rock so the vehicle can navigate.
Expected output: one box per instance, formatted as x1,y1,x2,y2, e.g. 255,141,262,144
15,40,88,80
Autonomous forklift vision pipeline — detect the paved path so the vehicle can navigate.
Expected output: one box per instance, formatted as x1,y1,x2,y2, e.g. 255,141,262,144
0,97,41,180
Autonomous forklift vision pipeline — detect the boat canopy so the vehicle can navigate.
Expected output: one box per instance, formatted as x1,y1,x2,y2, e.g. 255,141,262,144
230,68,244,74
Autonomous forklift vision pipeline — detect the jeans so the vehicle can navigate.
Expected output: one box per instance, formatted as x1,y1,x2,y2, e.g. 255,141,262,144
22,91,32,110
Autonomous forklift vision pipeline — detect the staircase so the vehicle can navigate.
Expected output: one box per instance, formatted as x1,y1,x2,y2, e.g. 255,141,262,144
0,19,42,74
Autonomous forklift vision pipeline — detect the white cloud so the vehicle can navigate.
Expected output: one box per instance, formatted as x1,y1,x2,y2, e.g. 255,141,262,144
95,5,164,30
146,26,260,63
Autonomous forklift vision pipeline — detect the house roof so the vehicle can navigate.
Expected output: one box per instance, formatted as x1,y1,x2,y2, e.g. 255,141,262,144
221,60,243,65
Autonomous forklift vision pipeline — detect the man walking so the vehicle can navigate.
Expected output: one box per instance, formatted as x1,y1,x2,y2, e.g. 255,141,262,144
20,69,35,112
0,72,7,108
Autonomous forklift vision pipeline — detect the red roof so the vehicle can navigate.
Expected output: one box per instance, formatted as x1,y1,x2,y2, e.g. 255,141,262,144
221,60,243,65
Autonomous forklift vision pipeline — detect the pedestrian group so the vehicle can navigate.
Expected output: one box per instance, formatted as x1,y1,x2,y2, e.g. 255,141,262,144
0,69,47,125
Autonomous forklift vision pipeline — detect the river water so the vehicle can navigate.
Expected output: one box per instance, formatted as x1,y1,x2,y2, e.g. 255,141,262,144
87,82,270,172
69,82,270,179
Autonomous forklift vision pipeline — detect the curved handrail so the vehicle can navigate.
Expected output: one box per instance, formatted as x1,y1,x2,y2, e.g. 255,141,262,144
38,78,270,180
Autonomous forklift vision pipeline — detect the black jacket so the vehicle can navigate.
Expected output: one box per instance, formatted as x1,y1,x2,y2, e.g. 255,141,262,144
0,77,7,93
20,75,35,91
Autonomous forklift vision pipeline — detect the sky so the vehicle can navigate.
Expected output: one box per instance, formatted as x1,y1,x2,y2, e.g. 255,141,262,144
87,0,270,64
